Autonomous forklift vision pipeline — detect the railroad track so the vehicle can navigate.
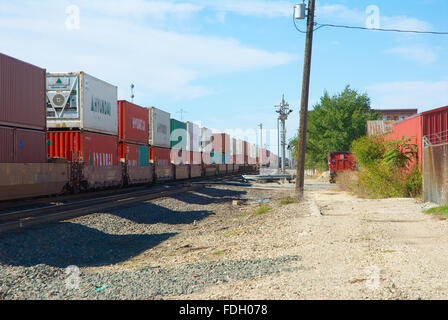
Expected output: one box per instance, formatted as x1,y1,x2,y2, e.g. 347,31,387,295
0,183,205,234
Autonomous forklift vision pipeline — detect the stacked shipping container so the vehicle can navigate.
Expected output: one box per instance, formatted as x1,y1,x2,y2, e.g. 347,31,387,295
118,100,149,167
46,72,119,166
148,107,171,167
186,121,201,165
0,53,47,163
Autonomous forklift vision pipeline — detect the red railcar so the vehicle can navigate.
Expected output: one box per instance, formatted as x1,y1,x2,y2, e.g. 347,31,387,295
328,152,356,183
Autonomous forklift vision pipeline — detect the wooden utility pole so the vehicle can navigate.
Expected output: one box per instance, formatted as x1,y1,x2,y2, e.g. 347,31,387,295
295,0,316,199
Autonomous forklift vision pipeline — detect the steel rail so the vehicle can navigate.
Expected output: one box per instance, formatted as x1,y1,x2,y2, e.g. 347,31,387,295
0,184,204,234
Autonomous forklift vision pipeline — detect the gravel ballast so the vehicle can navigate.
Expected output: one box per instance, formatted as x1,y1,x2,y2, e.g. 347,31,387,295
0,184,303,300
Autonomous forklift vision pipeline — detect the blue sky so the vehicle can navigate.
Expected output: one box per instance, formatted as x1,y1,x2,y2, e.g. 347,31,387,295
1,0,448,154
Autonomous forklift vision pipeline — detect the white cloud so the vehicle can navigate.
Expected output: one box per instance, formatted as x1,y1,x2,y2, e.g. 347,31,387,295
0,0,296,101
367,81,448,111
194,0,291,18
385,46,437,64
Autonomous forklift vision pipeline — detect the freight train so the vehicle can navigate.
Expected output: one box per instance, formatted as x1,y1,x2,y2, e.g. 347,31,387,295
0,53,277,202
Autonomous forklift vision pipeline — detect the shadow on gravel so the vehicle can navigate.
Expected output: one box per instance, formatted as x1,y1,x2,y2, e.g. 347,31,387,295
107,202,213,225
171,187,247,205
0,223,177,268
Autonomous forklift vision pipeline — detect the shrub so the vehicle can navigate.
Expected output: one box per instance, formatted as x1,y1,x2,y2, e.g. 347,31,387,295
347,136,422,198
350,135,385,168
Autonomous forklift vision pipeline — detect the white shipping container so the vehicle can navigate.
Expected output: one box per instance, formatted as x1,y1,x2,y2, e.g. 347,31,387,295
235,139,244,155
46,72,118,135
148,107,170,148
200,127,213,152
186,121,201,152
230,138,236,157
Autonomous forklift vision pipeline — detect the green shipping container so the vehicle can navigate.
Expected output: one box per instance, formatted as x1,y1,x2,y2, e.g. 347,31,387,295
211,152,225,164
138,145,150,167
170,119,187,150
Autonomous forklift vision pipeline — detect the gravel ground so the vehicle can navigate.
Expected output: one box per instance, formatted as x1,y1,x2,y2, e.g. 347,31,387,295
2,179,447,300
0,183,304,299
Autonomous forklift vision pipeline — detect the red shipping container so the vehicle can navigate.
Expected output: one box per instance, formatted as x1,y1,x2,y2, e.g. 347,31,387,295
386,114,422,166
47,131,118,166
149,146,171,167
0,126,46,163
16,128,47,163
119,142,138,167
186,151,202,165
212,133,230,154
0,126,14,162
0,53,46,130
170,148,188,165
243,141,248,158
118,100,149,144
235,155,244,165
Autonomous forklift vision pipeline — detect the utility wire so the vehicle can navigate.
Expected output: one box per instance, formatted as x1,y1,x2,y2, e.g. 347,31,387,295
293,6,448,35
293,10,306,33
313,22,448,35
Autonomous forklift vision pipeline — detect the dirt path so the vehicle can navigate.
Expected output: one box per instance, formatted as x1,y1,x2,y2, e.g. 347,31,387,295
163,180,448,300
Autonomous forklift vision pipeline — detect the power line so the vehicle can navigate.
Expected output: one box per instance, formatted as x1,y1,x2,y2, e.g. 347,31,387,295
313,22,448,35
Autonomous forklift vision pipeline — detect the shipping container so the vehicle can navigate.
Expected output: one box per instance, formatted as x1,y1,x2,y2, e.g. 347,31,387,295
367,120,396,137
170,119,187,150
46,72,118,135
386,114,423,165
186,121,201,152
148,107,170,148
235,139,244,155
119,142,150,167
47,130,118,166
235,154,244,165
211,152,228,164
189,151,202,165
149,146,171,167
0,126,14,162
0,53,46,130
212,133,230,153
230,138,236,157
118,100,149,144
170,148,188,165
200,127,213,153
422,106,448,145
243,141,248,158
0,126,46,163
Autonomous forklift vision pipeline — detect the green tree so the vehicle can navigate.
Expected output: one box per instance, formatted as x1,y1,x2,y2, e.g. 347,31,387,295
290,85,379,170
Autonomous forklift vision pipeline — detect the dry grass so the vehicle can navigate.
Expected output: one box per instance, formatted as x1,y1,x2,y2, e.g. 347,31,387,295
335,170,358,192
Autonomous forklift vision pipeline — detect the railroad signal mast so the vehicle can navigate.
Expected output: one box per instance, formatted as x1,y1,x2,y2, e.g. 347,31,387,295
275,94,293,175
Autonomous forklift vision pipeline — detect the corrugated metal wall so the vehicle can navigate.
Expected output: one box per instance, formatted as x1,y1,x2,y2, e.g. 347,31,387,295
423,143,448,205
367,120,396,137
